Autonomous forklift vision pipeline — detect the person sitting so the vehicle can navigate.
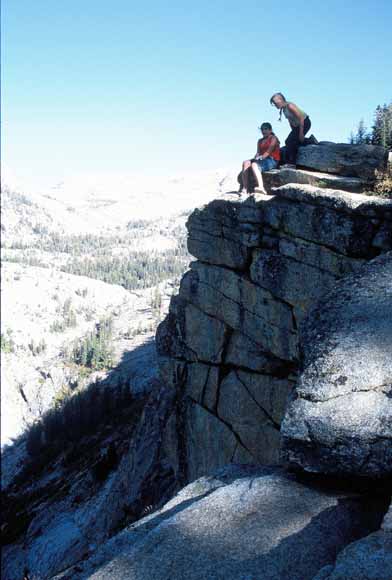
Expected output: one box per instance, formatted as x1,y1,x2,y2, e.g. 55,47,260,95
270,92,318,167
241,122,280,193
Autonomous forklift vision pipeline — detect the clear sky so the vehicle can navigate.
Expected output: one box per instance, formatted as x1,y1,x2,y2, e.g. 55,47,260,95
2,0,392,187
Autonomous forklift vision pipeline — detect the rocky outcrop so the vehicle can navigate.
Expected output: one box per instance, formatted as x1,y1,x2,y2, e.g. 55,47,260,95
313,501,392,580
281,252,392,478
263,167,367,194
296,142,389,180
51,465,389,580
4,152,391,579
157,184,392,483
312,531,392,580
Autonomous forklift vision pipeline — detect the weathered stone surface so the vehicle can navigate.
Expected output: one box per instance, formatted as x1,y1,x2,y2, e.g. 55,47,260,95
312,531,392,580
156,295,194,361
373,220,392,251
383,503,392,532
185,402,251,482
62,465,386,580
217,370,292,464
272,183,392,218
281,252,392,478
250,248,338,321
263,187,386,258
263,167,366,194
157,356,187,391
184,303,228,363
156,298,228,365
276,235,365,277
180,261,298,361
186,198,263,269
185,362,219,411
157,186,392,487
296,142,388,180
225,330,296,376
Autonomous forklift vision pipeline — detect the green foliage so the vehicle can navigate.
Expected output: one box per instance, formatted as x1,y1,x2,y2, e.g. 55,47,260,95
27,338,47,356
1,329,16,353
70,318,114,370
372,103,392,149
62,297,77,328
369,166,392,199
150,287,163,321
50,320,66,333
49,298,77,332
3,222,189,291
350,102,392,148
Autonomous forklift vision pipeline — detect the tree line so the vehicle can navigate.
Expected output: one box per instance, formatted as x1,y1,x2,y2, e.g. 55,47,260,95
350,102,392,149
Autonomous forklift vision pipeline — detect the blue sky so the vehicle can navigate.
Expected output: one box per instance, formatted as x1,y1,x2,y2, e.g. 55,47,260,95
2,0,392,186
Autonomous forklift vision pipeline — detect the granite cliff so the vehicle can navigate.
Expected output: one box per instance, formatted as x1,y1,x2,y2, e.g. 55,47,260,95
156,143,392,484
2,143,392,580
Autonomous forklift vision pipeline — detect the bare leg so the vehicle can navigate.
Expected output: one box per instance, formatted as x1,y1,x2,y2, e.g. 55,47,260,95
251,162,266,193
242,159,251,191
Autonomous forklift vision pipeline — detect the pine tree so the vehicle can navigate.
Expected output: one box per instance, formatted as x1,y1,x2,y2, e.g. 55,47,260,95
372,104,392,149
351,119,371,144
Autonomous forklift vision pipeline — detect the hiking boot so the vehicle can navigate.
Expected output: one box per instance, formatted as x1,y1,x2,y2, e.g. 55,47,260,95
280,163,297,169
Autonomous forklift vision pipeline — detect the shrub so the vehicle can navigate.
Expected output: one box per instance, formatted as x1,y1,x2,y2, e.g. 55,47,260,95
50,320,66,333
71,318,114,370
1,329,15,353
27,338,47,356
364,167,392,199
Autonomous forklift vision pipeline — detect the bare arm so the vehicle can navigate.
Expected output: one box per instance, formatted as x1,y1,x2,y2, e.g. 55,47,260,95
254,139,262,159
287,103,306,141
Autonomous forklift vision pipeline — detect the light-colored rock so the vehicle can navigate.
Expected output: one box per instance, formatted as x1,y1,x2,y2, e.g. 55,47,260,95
263,167,366,194
382,503,392,532
272,182,392,217
186,199,261,269
312,531,392,580
296,142,388,180
56,465,386,580
263,186,388,258
281,252,392,478
276,235,365,277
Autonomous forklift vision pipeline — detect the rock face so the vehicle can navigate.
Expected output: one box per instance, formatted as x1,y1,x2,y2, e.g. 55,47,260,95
281,251,392,478
53,465,388,580
312,531,392,580
263,167,367,194
296,142,388,180
313,504,392,580
157,184,392,483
